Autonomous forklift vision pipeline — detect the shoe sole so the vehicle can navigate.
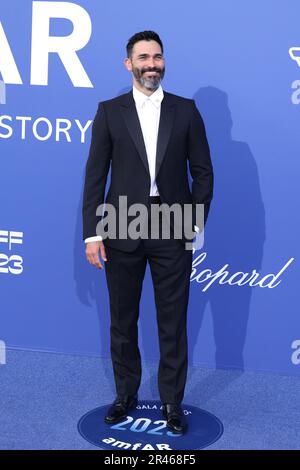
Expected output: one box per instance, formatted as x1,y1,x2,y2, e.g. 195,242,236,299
165,422,186,434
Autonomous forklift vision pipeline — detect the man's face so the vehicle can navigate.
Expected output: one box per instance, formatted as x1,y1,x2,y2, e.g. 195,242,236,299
125,40,165,91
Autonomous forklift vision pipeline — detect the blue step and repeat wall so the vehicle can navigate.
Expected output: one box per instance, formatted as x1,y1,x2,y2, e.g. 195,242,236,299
1,0,299,374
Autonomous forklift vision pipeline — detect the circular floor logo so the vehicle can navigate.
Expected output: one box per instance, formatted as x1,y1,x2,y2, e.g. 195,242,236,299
78,400,223,450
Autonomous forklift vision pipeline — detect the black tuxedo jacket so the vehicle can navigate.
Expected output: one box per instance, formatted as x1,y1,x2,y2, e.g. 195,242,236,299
82,89,214,252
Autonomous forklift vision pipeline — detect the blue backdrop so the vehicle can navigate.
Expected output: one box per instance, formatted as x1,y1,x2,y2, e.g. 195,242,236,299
1,0,299,375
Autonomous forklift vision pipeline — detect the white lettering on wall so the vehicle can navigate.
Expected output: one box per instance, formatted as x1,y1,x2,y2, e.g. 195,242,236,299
0,1,93,88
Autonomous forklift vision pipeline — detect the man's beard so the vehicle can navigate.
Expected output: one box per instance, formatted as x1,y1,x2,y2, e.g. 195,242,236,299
132,65,165,91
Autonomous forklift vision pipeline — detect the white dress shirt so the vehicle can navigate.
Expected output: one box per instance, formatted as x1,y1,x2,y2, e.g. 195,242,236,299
133,84,163,196
85,84,198,243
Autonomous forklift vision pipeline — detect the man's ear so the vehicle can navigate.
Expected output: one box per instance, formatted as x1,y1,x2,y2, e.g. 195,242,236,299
124,57,132,72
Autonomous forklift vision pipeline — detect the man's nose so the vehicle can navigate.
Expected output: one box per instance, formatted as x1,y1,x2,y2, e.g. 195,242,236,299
147,58,156,68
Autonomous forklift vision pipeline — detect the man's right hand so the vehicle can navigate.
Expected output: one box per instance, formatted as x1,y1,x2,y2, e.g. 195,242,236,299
85,241,107,269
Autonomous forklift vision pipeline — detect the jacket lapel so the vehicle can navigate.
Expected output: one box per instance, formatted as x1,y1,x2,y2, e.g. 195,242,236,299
120,89,176,178
155,95,176,178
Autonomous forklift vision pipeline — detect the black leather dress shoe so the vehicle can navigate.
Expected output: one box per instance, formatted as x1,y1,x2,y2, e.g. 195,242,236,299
104,395,138,424
162,403,187,434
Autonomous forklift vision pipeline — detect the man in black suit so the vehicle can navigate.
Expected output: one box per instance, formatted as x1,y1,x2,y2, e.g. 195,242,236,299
82,31,213,434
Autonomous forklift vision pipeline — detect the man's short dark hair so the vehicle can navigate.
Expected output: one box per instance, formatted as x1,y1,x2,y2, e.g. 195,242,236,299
126,31,164,58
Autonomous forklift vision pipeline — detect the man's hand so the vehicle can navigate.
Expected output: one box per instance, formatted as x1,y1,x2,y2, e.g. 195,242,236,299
85,241,107,269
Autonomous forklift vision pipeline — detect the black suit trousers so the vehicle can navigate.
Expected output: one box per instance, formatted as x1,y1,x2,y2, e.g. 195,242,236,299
104,200,193,404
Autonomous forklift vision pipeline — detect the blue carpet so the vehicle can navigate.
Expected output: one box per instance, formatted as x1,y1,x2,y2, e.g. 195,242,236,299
0,349,299,449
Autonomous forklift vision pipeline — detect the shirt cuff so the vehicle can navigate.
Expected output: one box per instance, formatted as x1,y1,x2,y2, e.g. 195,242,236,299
194,225,200,233
84,236,103,243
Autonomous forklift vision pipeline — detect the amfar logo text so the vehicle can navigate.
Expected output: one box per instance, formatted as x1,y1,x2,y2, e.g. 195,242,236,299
0,2,93,143
0,1,92,88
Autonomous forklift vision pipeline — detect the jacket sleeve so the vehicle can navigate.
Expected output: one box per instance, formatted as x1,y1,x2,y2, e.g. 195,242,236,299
188,100,214,228
82,102,112,240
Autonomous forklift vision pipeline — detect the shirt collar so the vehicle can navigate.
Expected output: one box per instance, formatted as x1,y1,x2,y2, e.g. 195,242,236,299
132,84,164,109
